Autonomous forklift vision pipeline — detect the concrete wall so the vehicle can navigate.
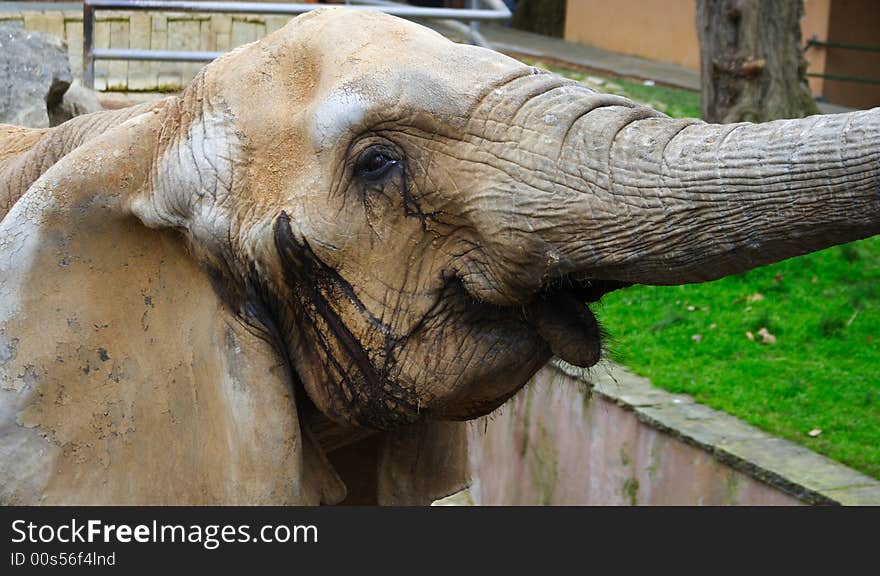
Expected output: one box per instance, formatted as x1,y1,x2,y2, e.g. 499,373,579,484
468,362,880,505
468,364,801,505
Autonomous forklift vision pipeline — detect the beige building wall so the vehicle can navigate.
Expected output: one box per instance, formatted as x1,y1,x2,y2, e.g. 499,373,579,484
802,0,832,96
822,0,880,108
564,0,700,71
564,0,879,108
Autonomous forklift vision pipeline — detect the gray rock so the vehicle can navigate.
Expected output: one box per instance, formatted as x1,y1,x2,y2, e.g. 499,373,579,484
49,85,104,127
0,21,73,128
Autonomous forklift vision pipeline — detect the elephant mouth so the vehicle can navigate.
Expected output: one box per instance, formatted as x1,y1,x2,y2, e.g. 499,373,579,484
524,279,630,368
270,210,629,425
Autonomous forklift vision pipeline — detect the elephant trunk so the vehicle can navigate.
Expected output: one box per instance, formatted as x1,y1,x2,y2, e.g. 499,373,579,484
557,105,880,286
473,75,880,295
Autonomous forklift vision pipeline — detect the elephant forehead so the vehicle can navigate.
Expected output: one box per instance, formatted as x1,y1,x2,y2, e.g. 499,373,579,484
309,70,475,150
209,9,527,150
311,87,370,150
302,14,524,133
288,9,527,140
298,7,518,77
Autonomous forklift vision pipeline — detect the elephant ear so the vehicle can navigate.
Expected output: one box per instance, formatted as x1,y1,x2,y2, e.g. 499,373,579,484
0,106,344,504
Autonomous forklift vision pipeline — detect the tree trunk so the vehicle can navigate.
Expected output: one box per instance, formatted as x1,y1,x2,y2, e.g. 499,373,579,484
697,0,819,123
510,0,566,38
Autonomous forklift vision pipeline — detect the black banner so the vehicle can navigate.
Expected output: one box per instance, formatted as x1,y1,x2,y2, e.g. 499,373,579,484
0,506,868,572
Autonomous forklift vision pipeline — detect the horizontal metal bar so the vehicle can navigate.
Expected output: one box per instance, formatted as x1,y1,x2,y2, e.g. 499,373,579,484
805,39,880,53
346,0,496,48
93,48,223,62
348,0,510,15
806,72,880,85
81,0,511,89
0,3,83,13
84,0,511,21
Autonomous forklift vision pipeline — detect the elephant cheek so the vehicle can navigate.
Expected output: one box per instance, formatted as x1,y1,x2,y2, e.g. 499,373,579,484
406,319,551,421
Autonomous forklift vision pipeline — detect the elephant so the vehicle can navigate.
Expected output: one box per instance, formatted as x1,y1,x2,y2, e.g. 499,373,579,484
0,8,877,505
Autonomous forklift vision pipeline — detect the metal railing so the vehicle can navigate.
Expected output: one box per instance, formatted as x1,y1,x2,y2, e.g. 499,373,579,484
804,36,880,85
805,37,880,55
82,0,511,89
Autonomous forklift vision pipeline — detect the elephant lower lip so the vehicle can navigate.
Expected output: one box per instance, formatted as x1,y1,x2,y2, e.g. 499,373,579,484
527,289,601,368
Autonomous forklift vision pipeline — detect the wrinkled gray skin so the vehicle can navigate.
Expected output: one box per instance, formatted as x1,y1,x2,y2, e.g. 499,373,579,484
0,8,878,504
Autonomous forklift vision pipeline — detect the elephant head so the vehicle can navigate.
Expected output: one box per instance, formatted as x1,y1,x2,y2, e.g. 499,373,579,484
0,8,877,504
179,8,879,425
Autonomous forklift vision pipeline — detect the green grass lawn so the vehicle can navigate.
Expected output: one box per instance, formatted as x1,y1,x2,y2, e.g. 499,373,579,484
527,59,880,480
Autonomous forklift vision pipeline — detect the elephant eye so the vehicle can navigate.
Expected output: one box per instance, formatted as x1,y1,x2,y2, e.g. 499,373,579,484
356,147,398,182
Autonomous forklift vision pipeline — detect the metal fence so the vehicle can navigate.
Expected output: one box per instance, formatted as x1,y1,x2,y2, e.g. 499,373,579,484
82,0,512,89
804,36,880,86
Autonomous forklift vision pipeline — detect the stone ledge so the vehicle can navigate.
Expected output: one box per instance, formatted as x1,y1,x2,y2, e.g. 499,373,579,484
551,359,880,505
